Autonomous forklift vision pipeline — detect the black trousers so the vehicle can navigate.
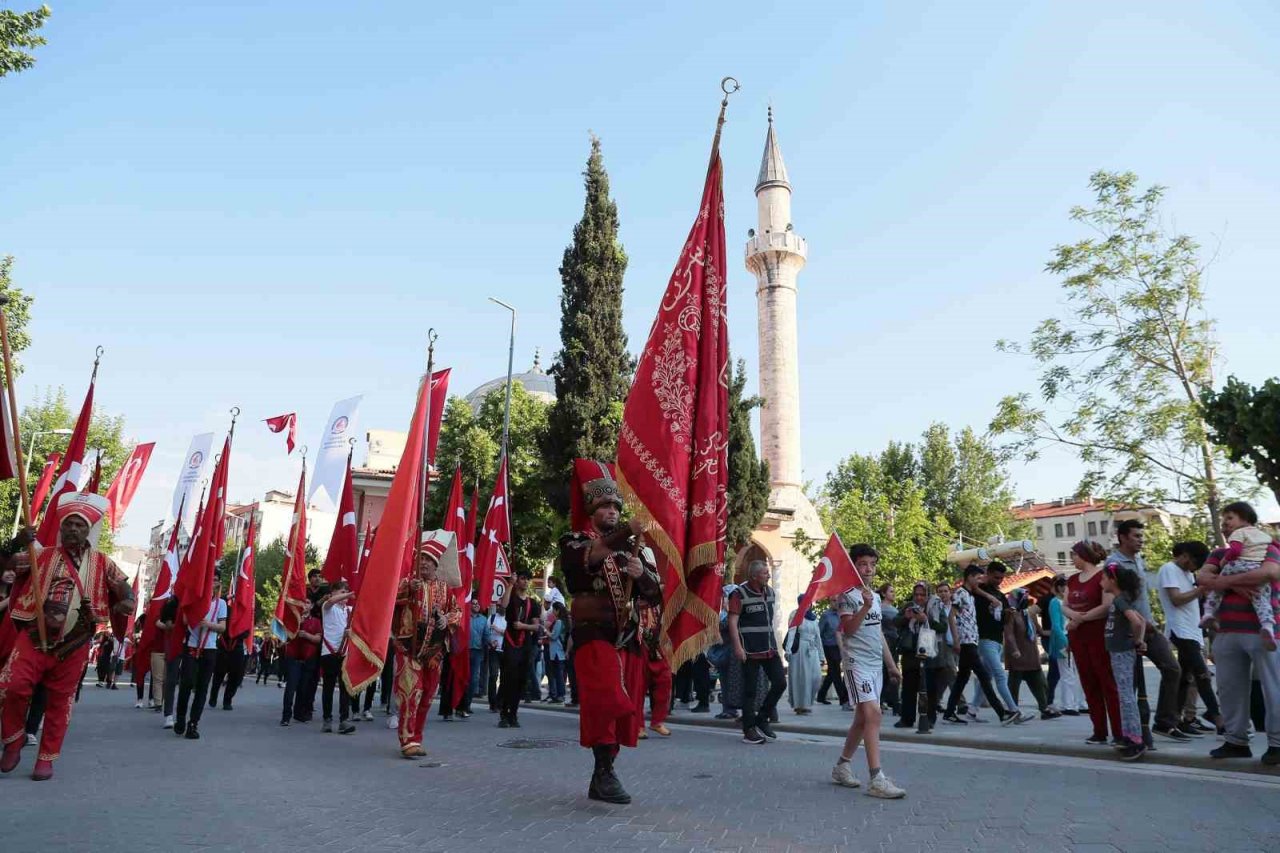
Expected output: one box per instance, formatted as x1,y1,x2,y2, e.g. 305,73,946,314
437,653,458,717
499,645,533,721
319,653,351,723
255,655,273,683
674,655,712,705
380,646,395,708
899,655,941,726
176,648,217,726
487,648,502,710
566,648,578,704
817,644,849,704
741,655,786,730
282,656,320,722
1171,635,1221,720
163,657,181,716
1008,668,1050,712
209,647,245,708
944,644,1007,717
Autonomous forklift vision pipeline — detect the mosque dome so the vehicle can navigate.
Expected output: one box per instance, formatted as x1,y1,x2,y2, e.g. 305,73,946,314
464,350,556,413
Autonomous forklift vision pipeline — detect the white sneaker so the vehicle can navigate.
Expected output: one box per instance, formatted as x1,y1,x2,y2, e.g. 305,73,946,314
134,701,145,709
867,772,906,799
830,761,861,788
388,714,399,730
25,733,37,747
362,710,374,721
163,715,175,729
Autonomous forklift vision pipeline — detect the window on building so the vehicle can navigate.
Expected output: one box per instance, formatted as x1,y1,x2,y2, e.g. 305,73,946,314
1054,523,1064,538
1088,521,1097,536
1036,525,1043,540
1100,520,1110,535
1066,522,1077,537
1057,551,1067,566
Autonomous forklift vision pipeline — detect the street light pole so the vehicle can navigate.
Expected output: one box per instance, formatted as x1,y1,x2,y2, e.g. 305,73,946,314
487,297,517,460
12,427,72,534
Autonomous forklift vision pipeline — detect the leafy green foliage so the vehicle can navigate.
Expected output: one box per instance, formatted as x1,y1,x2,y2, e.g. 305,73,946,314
542,136,632,514
725,359,769,563
1201,377,1280,505
0,5,49,78
233,535,318,629
0,257,33,371
991,171,1252,540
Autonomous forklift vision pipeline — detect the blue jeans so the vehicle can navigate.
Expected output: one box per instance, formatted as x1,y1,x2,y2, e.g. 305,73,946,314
546,658,566,700
978,639,1019,713
469,648,487,697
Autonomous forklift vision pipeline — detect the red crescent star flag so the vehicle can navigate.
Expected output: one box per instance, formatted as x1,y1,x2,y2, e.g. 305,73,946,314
789,534,862,629
178,435,231,630
321,459,357,585
616,121,731,670
228,507,258,651
105,442,154,530
342,369,432,694
442,465,471,705
471,453,510,610
29,451,61,518
274,467,310,640
35,368,95,546
264,413,297,454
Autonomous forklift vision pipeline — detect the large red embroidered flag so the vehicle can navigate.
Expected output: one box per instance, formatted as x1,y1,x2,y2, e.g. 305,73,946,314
442,465,471,704
178,435,231,629
789,534,862,629
228,507,257,651
264,412,297,454
35,368,95,546
472,453,510,610
105,442,154,530
273,467,310,640
321,458,357,585
343,370,433,694
30,451,61,518
616,127,730,670
352,523,374,595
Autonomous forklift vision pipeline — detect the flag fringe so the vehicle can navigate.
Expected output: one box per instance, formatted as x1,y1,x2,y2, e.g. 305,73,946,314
341,631,385,696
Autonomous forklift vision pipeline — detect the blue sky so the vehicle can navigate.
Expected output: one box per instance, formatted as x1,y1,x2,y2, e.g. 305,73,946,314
4,1,1278,547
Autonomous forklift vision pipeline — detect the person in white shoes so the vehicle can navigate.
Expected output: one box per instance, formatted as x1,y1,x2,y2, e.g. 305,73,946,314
829,544,907,799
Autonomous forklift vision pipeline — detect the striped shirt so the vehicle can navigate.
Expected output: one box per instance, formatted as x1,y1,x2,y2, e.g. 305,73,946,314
1217,542,1280,635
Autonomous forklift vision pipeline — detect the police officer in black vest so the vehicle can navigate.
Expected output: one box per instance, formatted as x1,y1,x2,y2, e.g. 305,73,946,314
727,560,786,745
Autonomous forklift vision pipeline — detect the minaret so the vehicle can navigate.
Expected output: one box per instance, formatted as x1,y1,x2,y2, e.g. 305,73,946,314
743,109,825,628
745,108,808,503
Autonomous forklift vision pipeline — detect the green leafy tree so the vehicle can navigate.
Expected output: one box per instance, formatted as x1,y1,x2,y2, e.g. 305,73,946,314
542,136,632,514
429,382,557,575
1201,377,1280,506
245,535,319,629
992,171,1252,541
0,386,131,551
950,426,1030,543
0,5,49,78
0,257,33,371
725,359,769,565
822,482,952,598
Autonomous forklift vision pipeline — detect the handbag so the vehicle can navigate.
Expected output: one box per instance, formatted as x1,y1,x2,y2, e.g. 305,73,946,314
916,625,939,660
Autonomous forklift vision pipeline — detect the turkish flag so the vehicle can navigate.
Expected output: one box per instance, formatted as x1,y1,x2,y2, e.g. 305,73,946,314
789,534,863,629
321,460,357,585
342,370,432,694
472,453,510,611
29,451,61,519
85,452,102,494
178,435,231,631
264,412,297,454
426,368,451,463
273,467,310,640
136,507,184,665
442,465,471,705
616,133,730,670
105,442,155,530
228,506,258,650
35,371,94,547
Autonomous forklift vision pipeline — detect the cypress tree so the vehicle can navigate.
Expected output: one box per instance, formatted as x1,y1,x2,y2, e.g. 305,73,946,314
726,359,770,564
543,136,632,514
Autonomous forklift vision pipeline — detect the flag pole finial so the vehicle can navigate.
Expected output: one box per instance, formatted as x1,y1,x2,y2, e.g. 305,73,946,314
711,76,740,164
91,345,105,381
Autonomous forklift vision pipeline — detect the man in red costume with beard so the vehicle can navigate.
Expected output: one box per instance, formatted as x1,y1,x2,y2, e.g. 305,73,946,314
1,493,134,781
561,460,661,804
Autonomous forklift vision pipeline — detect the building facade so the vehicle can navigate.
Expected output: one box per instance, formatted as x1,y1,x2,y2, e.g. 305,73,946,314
1012,497,1181,569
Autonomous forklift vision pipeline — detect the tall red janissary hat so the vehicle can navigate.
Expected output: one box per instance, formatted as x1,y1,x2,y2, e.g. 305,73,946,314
570,459,624,533
417,529,461,588
56,491,110,548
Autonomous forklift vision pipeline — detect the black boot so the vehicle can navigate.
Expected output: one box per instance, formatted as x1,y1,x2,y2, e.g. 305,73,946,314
588,745,631,804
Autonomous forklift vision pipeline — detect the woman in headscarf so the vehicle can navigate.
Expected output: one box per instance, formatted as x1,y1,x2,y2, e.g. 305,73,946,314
784,595,823,715
1003,588,1060,719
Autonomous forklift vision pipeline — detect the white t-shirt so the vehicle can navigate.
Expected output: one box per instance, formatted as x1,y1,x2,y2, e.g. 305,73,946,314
1156,561,1202,644
835,588,883,672
322,602,350,653
543,587,566,609
186,599,228,650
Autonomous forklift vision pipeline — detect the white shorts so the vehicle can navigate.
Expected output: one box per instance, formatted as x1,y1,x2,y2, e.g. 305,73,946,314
844,664,883,706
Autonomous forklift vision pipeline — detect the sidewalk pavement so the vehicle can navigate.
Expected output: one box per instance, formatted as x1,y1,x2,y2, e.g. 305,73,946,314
537,660,1280,776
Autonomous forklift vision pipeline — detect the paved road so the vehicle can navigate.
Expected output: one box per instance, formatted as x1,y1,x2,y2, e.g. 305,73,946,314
4,680,1276,852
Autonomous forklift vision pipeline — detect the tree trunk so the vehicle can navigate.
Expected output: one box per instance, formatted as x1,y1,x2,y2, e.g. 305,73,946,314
1199,436,1223,546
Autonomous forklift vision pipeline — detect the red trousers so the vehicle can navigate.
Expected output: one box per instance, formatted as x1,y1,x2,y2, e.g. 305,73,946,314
393,648,441,749
576,640,644,748
1,631,91,762
635,653,672,727
1069,623,1122,739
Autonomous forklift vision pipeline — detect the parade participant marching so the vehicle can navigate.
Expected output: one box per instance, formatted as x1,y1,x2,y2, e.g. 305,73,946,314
391,530,461,758
497,568,541,728
561,460,662,805
1,493,135,781
318,580,356,734
173,580,226,740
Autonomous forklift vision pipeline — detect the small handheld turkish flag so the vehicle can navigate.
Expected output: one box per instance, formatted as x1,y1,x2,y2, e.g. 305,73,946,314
264,413,297,454
790,534,863,629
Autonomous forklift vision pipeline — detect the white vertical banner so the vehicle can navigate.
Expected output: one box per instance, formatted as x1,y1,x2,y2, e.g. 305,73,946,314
171,432,214,531
307,395,362,511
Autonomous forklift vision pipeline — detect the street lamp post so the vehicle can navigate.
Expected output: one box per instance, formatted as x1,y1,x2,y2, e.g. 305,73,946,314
12,427,73,534
487,297,517,460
